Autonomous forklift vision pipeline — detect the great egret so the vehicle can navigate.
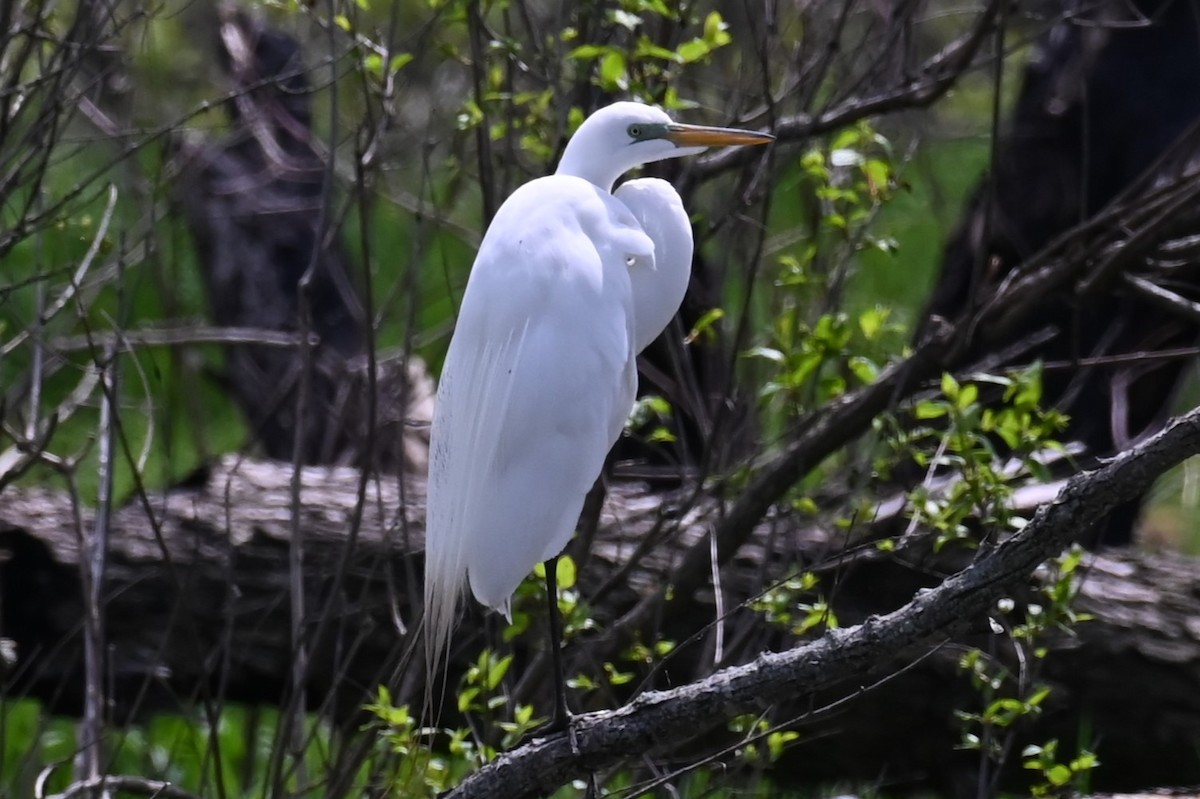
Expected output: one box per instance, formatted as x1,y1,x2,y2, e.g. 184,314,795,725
424,101,772,722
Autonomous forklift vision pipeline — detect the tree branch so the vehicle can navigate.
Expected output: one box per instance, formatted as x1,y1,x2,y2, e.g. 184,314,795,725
42,774,202,799
690,0,1001,184
610,162,1200,665
447,407,1200,799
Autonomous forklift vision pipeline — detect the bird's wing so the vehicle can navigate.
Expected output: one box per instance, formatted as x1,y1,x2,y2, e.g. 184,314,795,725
615,178,694,353
424,178,647,675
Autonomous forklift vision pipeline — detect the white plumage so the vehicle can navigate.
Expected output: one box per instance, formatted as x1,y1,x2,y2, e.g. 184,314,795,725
423,102,772,687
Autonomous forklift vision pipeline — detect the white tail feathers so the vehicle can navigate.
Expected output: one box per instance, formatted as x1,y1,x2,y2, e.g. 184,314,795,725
423,348,470,703
421,532,465,708
423,325,528,708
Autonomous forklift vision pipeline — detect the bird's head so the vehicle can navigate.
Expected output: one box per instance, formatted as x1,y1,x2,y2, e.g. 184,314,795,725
557,101,773,191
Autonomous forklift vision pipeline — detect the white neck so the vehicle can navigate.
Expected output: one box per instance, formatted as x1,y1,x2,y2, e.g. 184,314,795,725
555,137,625,192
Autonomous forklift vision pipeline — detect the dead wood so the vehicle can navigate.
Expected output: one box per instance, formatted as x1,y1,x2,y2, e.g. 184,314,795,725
2,426,1200,793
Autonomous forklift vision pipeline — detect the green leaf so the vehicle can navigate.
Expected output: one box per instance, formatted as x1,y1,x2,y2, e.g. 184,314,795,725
914,400,948,419
858,306,887,339
604,663,634,685
645,395,672,415
702,11,731,46
457,687,478,713
675,39,709,64
636,0,673,15
648,427,677,443
486,654,512,689
958,383,978,410
634,39,681,62
568,44,609,61
599,51,628,90
556,555,577,590
983,697,1025,726
864,158,891,190
1026,685,1052,708
687,307,725,343
789,352,823,388
568,673,597,690
849,356,879,384
767,730,799,761
941,372,959,400
1059,548,1084,575
831,127,860,150
744,345,785,363
661,86,697,110
792,496,819,514
1046,764,1073,786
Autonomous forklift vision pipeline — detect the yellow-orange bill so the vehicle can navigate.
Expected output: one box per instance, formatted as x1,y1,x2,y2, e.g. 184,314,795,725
666,123,774,148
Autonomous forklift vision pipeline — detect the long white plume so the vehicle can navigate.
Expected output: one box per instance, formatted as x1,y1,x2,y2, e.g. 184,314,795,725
423,323,527,704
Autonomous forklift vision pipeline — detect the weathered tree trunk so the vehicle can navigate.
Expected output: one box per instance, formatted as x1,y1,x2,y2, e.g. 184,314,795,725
2,457,1198,793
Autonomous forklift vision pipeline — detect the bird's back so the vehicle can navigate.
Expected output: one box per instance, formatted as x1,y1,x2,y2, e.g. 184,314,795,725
424,175,652,671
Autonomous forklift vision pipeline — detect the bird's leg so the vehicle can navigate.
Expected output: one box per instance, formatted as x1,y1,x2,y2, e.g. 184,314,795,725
544,555,572,730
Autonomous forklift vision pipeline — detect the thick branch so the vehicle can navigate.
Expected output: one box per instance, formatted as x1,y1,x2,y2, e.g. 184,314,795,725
3,426,1200,791
447,408,1200,799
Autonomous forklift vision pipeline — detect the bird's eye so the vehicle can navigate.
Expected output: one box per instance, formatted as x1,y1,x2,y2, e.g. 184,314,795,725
627,124,643,139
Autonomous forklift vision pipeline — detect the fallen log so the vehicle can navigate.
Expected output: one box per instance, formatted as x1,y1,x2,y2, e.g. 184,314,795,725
1,451,1199,793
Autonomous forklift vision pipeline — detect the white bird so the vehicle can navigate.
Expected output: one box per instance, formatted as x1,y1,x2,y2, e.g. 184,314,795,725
424,101,772,720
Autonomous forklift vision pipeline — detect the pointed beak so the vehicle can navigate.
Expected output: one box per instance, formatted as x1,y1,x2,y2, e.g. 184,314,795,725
665,123,774,149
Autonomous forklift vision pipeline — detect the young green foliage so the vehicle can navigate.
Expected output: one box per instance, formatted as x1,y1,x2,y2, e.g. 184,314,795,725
956,547,1098,795
901,364,1067,550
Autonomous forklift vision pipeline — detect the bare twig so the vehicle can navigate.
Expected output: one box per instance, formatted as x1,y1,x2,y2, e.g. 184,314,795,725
77,344,116,785
1124,273,1200,324
689,0,1001,185
48,325,316,354
41,774,202,799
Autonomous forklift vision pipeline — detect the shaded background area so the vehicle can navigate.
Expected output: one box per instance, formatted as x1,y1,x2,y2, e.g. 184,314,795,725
918,0,1200,547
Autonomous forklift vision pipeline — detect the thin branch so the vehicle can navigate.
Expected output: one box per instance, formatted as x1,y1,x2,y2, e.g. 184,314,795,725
47,325,316,354
0,183,118,358
42,774,202,799
690,0,1000,184
78,343,115,784
1123,273,1200,324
